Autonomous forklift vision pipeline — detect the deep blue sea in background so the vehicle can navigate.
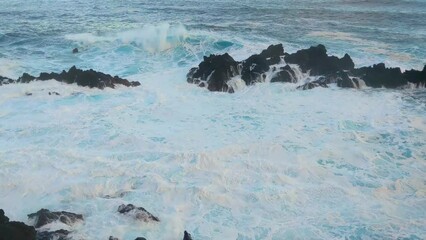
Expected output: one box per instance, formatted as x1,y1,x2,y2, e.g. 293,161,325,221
0,0,425,239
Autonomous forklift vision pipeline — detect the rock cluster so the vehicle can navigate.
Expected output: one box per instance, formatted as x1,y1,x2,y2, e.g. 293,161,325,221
187,44,426,91
1,206,192,240
0,66,140,89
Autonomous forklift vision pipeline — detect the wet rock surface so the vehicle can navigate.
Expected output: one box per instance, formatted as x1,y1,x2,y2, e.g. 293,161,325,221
117,204,160,222
28,209,83,228
0,209,37,240
183,230,193,240
284,44,354,75
36,229,70,240
186,53,239,92
0,66,141,89
187,43,425,91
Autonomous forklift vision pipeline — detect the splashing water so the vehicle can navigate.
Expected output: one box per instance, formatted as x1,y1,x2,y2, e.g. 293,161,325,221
0,0,425,239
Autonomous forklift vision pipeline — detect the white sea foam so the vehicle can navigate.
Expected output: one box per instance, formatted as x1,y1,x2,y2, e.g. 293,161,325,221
65,23,188,53
0,58,22,78
0,67,425,239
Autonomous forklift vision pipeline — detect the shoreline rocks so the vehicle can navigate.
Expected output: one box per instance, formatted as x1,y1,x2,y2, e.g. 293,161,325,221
187,44,426,91
0,209,37,240
187,53,239,92
2,208,192,240
28,209,83,228
0,66,141,89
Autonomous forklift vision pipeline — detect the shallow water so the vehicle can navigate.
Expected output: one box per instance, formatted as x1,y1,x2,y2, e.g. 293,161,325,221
0,0,426,239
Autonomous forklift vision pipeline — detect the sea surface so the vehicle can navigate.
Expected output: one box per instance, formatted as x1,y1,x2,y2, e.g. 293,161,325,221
0,0,425,239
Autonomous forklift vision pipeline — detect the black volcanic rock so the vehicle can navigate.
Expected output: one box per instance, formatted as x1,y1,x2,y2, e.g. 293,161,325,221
297,80,328,90
0,76,15,86
328,71,362,88
18,73,36,83
0,209,37,240
28,209,83,228
117,204,159,222
284,44,354,75
134,238,147,240
187,53,239,92
241,44,284,84
183,230,193,240
271,65,296,83
72,48,78,54
0,66,140,89
241,54,270,84
0,210,8,224
184,43,426,91
36,229,70,240
259,43,284,65
352,63,406,88
404,65,426,87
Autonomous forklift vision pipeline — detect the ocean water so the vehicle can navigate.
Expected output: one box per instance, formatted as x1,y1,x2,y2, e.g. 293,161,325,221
0,0,426,239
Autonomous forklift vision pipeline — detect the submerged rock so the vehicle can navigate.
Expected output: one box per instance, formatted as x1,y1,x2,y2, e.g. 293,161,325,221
28,209,83,228
117,204,159,222
0,66,141,89
296,80,328,90
72,48,78,54
0,209,37,240
0,76,15,86
36,229,70,240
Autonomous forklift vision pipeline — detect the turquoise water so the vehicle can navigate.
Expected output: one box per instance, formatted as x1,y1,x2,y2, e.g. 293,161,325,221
0,1,425,239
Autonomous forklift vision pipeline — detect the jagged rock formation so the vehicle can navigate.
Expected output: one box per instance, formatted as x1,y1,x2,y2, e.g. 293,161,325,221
187,44,425,91
0,66,140,89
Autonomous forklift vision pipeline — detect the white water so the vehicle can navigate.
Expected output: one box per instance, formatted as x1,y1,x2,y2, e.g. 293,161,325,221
1,2,426,237
1,67,425,239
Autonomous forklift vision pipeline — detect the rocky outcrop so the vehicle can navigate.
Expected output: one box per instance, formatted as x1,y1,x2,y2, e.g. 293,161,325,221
241,44,284,84
284,44,354,75
0,76,14,86
36,229,70,240
0,209,37,240
0,66,141,89
352,63,406,88
403,65,426,88
187,53,239,92
27,209,83,229
187,44,285,91
117,204,160,222
183,230,193,240
187,43,426,92
270,65,297,83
